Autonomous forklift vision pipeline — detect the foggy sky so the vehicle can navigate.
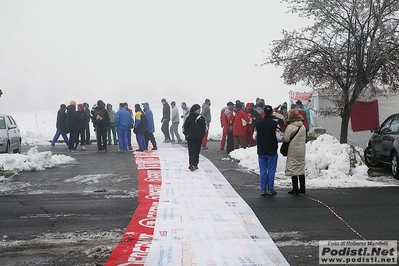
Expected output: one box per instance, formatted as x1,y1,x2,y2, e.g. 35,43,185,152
0,0,310,113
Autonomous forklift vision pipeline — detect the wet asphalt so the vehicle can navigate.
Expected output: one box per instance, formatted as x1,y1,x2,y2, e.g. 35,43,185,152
1,141,398,265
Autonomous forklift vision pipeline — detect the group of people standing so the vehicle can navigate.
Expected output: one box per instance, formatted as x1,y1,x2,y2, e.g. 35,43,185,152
51,100,158,153
217,98,310,196
51,96,310,196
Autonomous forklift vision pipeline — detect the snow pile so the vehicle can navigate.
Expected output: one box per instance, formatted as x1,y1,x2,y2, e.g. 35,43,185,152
229,134,398,188
0,147,75,172
305,134,368,180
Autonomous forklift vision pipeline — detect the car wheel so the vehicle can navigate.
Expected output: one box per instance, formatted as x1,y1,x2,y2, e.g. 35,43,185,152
391,152,399,180
13,140,21,154
364,146,379,167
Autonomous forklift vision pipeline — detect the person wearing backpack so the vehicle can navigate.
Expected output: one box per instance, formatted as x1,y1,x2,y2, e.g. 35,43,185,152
93,100,110,152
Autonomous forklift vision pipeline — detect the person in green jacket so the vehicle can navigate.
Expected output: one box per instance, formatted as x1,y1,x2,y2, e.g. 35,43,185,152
107,103,118,145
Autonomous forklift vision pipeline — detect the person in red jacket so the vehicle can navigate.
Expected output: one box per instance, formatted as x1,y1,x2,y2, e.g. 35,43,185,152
229,102,250,150
219,102,234,150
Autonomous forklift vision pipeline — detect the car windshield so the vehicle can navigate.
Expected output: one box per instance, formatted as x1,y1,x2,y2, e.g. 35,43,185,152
390,116,399,132
0,117,6,129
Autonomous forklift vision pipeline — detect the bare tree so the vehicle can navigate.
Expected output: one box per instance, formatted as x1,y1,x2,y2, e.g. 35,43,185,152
266,0,399,143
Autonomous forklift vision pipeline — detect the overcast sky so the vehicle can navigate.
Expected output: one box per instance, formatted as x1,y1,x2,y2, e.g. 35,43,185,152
0,0,310,113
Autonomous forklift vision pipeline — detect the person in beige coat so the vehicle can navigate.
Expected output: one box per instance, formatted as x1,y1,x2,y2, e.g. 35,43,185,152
283,109,307,194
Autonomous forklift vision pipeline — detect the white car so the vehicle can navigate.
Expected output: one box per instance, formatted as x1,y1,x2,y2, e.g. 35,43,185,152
0,114,21,153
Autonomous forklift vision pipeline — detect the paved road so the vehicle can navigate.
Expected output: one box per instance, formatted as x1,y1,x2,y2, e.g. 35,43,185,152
0,144,139,265
202,141,399,266
1,141,398,265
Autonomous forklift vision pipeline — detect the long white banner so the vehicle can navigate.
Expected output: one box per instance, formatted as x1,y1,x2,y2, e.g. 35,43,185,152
144,144,289,265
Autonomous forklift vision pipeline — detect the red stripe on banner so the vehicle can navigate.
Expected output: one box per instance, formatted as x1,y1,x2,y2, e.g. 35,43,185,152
105,152,161,266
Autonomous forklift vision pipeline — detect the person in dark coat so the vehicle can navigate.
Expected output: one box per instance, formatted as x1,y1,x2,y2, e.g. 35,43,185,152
254,105,279,196
133,104,147,151
246,102,262,147
183,104,206,171
161,98,171,142
83,102,91,144
51,104,69,147
77,103,88,150
66,100,80,152
93,100,110,152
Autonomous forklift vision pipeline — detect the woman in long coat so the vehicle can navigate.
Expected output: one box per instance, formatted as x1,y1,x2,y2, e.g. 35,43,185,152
283,109,306,194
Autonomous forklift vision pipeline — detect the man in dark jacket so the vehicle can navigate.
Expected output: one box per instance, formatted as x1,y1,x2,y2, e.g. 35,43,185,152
93,100,110,152
51,104,69,148
161,98,171,142
66,100,80,152
134,104,147,151
183,104,206,171
254,105,279,196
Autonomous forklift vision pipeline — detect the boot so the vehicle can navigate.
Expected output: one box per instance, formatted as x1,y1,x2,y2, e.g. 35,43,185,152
288,176,299,194
298,175,306,194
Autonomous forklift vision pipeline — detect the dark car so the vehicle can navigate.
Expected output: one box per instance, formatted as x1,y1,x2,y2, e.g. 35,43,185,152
364,113,399,179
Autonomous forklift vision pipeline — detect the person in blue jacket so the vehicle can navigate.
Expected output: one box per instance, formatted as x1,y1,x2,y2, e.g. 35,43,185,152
142,102,158,150
114,103,133,152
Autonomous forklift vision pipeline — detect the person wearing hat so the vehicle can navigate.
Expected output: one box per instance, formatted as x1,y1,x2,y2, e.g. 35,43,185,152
200,99,211,149
161,98,171,143
66,100,80,152
254,105,279,195
142,102,157,150
183,104,206,171
283,109,306,194
50,104,69,148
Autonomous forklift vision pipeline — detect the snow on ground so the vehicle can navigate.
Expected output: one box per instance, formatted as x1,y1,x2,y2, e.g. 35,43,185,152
229,134,399,189
1,111,398,189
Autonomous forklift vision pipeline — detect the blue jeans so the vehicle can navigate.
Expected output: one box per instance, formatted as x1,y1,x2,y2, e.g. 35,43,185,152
258,153,278,191
51,129,69,146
